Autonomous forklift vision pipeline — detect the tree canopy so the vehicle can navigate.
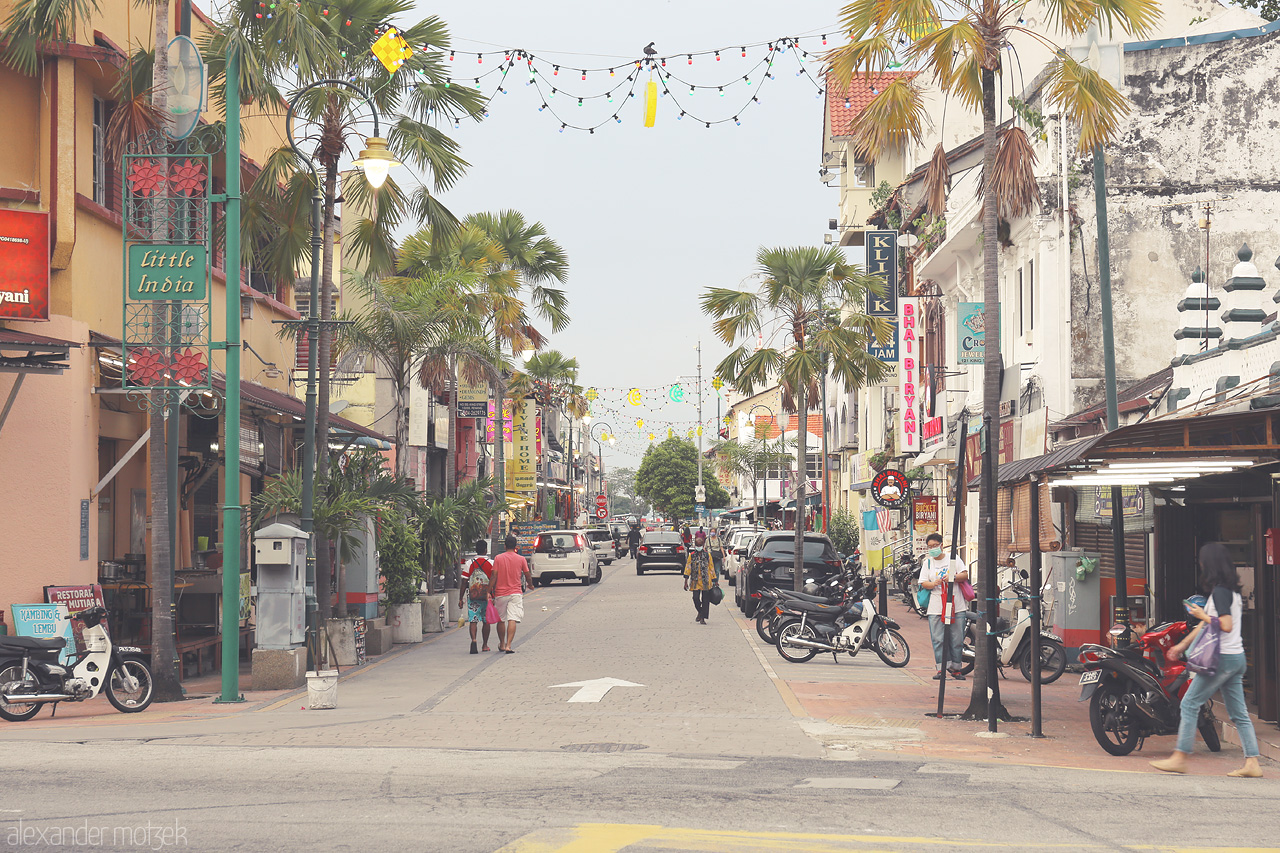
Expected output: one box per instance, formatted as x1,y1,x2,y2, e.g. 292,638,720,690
636,438,730,519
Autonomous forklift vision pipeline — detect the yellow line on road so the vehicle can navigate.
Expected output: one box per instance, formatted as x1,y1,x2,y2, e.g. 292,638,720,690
492,824,1280,853
735,613,807,718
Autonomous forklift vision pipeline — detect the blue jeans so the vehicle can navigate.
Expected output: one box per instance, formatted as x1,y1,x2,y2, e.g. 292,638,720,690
1176,652,1259,757
928,614,964,672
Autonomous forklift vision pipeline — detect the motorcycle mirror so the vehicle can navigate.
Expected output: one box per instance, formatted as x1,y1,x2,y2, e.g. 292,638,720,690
1019,569,1029,579
1108,623,1128,637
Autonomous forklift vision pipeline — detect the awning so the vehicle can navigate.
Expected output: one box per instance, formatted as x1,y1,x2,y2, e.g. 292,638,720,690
849,479,874,491
912,442,955,467
781,493,823,510
995,436,1103,486
721,506,754,515
0,328,77,375
212,376,392,443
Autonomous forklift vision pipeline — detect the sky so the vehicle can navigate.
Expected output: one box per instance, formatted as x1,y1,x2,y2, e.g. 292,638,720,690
424,0,846,469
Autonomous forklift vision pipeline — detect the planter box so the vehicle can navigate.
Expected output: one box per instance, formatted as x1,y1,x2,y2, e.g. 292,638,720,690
420,593,448,634
365,617,394,656
388,602,423,644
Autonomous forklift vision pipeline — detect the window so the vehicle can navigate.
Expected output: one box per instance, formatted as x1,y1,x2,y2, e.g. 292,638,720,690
1027,259,1036,332
852,160,874,188
92,97,109,207
1016,267,1024,338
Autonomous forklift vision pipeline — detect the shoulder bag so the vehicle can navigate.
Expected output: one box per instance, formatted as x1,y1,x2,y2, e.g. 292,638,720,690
1185,617,1221,677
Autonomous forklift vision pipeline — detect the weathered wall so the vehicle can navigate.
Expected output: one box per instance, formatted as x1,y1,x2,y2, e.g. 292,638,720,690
1069,29,1280,413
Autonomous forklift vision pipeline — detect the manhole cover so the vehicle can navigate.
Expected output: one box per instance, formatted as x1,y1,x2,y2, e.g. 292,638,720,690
559,742,648,754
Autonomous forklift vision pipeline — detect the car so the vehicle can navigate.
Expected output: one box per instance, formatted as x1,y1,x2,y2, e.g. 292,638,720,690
529,530,601,586
736,531,843,616
635,531,687,575
722,527,764,586
582,528,616,567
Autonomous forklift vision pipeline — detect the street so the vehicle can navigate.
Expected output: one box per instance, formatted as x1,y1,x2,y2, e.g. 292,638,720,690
1,555,1278,852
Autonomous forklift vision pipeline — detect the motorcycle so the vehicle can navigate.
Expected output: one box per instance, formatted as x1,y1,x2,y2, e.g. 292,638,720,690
892,555,927,618
956,572,1067,684
755,570,865,644
774,578,911,667
0,606,154,721
1077,620,1221,756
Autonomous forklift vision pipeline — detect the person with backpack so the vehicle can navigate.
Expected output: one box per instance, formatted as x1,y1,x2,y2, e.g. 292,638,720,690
459,539,494,655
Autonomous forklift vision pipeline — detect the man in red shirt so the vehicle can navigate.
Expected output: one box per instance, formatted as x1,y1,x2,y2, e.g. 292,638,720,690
458,539,493,654
488,534,533,653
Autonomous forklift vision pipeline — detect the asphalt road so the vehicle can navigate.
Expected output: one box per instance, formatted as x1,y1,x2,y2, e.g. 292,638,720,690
2,555,1278,852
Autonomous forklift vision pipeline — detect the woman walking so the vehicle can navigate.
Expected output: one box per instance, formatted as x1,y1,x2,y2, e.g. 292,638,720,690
1151,542,1262,777
683,529,718,624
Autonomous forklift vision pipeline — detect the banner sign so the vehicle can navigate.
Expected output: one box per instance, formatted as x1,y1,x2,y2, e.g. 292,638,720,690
10,603,75,664
456,377,489,418
510,397,537,493
0,209,50,321
898,297,920,453
127,245,207,300
865,230,899,363
922,413,946,451
958,302,997,366
912,496,939,554
486,399,513,444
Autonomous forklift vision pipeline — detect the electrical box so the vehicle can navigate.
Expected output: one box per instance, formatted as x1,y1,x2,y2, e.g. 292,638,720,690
1048,549,1101,657
253,521,309,648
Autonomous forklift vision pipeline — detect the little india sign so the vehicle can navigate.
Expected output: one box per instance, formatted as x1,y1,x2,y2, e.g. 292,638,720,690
127,245,207,300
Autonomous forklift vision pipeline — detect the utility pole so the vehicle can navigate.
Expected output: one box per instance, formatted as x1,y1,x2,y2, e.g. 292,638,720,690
697,341,705,524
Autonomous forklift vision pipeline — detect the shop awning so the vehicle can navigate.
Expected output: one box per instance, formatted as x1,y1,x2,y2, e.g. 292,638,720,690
0,328,77,375
212,376,391,443
781,493,823,510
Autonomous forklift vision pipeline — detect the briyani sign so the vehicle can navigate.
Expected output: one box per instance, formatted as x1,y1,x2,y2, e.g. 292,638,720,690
0,209,50,321
898,297,920,454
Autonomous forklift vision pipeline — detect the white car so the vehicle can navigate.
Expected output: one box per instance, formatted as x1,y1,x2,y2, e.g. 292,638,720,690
529,530,601,586
723,527,764,585
582,528,616,566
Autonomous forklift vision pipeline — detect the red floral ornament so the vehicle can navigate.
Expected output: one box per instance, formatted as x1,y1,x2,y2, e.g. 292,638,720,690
169,159,206,198
127,348,167,386
169,348,208,385
127,159,165,198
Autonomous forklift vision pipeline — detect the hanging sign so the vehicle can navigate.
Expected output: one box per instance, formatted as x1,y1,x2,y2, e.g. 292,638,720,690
456,376,489,418
958,302,997,365
912,496,939,553
127,245,208,300
510,397,537,493
898,297,920,453
865,230,899,364
486,399,513,443
871,469,910,509
0,209,50,321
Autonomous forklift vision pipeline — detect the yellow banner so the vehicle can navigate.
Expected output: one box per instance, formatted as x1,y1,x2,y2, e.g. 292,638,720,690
511,397,537,493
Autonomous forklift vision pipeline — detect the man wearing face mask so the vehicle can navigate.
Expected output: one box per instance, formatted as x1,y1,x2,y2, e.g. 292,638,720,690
918,532,969,681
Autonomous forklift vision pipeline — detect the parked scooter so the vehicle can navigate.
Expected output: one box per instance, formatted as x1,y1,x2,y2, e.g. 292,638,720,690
956,571,1067,683
0,606,154,721
755,570,864,644
773,577,911,667
1078,620,1221,756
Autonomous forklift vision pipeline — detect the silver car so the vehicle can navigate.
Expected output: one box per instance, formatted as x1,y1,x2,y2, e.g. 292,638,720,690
530,530,601,586
583,528,616,566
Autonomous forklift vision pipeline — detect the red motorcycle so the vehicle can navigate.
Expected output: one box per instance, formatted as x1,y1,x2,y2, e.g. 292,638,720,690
1078,620,1220,756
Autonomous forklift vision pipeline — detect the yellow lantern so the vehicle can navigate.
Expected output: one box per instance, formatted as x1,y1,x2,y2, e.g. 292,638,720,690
644,80,658,128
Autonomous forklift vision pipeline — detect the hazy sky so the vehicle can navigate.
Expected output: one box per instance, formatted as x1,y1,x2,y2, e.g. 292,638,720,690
428,1,844,468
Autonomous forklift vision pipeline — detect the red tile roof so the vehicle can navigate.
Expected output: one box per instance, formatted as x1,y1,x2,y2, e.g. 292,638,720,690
826,70,912,137
745,413,824,440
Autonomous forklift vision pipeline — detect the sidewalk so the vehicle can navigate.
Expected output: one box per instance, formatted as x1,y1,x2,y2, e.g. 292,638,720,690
737,592,1278,776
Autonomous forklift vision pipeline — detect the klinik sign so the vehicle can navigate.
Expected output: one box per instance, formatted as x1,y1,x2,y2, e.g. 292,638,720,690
898,297,921,453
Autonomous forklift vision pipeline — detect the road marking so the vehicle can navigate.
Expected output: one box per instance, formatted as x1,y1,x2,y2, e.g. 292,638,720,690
549,677,644,703
735,613,808,718
493,824,1280,853
794,777,901,789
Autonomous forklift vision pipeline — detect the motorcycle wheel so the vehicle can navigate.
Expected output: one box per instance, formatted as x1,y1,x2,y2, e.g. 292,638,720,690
1089,682,1141,756
775,622,819,663
755,608,777,644
958,629,976,675
105,659,155,713
875,628,911,667
1020,639,1067,685
1199,709,1222,753
0,664,42,722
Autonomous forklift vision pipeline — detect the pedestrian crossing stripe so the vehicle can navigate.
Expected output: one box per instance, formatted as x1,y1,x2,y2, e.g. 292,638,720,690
492,824,1280,853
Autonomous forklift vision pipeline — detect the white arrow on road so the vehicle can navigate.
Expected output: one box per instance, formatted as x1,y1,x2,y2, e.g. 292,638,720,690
550,677,645,703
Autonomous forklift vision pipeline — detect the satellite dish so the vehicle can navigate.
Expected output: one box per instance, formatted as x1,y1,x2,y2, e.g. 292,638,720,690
165,36,205,140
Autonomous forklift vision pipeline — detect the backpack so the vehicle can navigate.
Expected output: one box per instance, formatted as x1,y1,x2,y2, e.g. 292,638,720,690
467,558,492,601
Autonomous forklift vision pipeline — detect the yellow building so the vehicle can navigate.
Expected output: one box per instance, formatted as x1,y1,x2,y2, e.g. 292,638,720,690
0,1,383,672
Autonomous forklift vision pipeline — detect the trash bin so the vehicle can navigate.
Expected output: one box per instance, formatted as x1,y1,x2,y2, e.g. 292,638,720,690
305,670,338,710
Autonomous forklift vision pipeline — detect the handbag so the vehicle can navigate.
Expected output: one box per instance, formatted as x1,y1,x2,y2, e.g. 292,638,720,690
709,584,724,606
484,600,500,625
1185,617,1221,677
959,580,976,602
916,587,931,610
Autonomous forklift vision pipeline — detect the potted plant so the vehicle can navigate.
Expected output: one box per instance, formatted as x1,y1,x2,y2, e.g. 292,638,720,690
379,511,425,643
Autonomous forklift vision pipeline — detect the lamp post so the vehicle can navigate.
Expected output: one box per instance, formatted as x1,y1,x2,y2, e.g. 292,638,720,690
285,80,399,667
747,404,776,529
590,421,615,517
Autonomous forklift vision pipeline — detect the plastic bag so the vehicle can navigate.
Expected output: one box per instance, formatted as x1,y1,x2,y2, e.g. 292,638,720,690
1186,618,1221,677
485,600,500,625
709,585,724,606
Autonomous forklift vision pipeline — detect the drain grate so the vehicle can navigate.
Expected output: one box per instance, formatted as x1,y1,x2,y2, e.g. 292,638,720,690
826,715,920,729
559,742,649,754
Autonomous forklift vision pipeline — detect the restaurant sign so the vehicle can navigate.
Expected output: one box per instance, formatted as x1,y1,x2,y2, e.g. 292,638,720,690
0,209,50,321
865,230,899,364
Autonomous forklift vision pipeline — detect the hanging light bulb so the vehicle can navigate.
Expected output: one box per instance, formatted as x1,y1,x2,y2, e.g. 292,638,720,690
559,124,566,132
581,69,587,80
687,54,692,64
740,46,746,57
715,50,720,61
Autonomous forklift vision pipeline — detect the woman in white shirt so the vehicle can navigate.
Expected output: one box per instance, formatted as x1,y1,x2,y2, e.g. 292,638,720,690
917,532,969,681
1151,542,1262,778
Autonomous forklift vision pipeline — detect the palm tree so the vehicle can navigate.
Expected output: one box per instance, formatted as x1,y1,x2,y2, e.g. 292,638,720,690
826,0,1157,719
703,246,890,591
513,350,586,524
713,435,794,525
334,266,488,479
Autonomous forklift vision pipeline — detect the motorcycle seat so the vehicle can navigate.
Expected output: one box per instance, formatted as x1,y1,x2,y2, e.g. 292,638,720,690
786,600,846,615
0,636,67,651
777,590,836,605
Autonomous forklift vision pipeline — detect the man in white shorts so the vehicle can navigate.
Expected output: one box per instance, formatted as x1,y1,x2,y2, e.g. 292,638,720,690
488,534,533,653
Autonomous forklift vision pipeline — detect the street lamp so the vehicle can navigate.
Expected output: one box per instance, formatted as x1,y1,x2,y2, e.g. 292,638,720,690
286,79,399,667
590,421,615,517
747,404,776,529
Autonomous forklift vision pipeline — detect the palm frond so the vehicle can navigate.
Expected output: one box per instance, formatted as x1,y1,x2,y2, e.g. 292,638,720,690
922,142,951,216
978,126,1040,219
0,0,101,76
849,74,928,163
1045,52,1130,154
